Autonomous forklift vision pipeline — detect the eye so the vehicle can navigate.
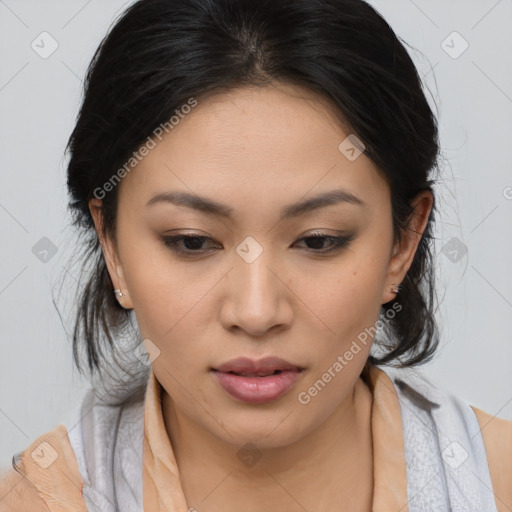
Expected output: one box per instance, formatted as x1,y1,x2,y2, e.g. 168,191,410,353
162,231,354,256
162,234,219,255
293,232,355,253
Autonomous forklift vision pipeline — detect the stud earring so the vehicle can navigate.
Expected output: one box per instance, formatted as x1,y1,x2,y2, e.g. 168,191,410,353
114,288,133,310
391,283,401,294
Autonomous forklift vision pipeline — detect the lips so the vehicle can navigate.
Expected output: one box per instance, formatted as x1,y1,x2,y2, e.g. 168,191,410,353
212,356,303,375
211,357,304,403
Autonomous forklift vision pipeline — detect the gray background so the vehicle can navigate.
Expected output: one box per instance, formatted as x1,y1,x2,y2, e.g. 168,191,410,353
1,0,511,471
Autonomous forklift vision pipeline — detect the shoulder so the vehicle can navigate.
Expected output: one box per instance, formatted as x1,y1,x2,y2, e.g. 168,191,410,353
0,370,149,512
0,424,86,512
378,365,512,511
472,405,512,512
0,466,47,512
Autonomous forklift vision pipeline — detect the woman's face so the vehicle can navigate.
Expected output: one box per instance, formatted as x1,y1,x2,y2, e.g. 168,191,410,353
90,83,431,449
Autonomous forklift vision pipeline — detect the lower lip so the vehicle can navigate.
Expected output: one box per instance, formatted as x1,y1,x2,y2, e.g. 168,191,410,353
212,370,302,403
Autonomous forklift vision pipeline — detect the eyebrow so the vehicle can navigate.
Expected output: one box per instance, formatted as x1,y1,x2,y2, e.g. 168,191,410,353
145,188,365,220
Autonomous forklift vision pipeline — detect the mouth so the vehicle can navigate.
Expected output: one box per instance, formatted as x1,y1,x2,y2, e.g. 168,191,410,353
211,356,304,375
210,357,305,403
222,369,288,377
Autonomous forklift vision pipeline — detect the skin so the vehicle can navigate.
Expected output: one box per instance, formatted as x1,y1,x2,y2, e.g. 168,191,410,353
89,83,433,511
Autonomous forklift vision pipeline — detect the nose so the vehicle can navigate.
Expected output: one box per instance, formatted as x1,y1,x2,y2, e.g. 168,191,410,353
220,248,294,338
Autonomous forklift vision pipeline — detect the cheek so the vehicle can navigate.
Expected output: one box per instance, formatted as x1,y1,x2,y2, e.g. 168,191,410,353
295,248,389,379
304,256,386,332
129,269,209,342
120,245,221,366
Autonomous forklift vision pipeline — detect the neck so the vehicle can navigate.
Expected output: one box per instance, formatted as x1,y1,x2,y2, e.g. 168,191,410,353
162,376,375,511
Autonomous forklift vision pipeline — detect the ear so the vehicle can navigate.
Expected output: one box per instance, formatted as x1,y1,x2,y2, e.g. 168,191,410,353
382,190,434,304
89,198,133,309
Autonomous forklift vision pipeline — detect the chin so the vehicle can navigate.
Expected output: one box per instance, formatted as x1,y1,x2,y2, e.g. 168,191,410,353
210,410,308,450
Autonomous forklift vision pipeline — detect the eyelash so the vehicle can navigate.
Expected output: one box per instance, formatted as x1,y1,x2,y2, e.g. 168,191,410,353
162,232,355,256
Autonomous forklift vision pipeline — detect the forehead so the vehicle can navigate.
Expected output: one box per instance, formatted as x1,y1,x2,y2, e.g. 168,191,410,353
117,83,388,216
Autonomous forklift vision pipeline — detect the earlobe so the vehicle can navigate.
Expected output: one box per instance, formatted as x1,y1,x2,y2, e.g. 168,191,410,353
88,198,134,310
113,288,132,309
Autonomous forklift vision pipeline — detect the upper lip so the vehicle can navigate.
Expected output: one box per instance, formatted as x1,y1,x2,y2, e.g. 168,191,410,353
212,356,303,374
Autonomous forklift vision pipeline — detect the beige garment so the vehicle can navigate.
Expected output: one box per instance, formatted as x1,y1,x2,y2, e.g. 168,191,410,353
0,424,86,512
0,366,510,511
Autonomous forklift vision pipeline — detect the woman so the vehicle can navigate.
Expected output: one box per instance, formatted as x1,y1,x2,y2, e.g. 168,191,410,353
0,0,510,510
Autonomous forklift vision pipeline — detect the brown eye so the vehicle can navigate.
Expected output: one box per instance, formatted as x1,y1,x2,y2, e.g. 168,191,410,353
293,233,355,253
162,234,219,255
